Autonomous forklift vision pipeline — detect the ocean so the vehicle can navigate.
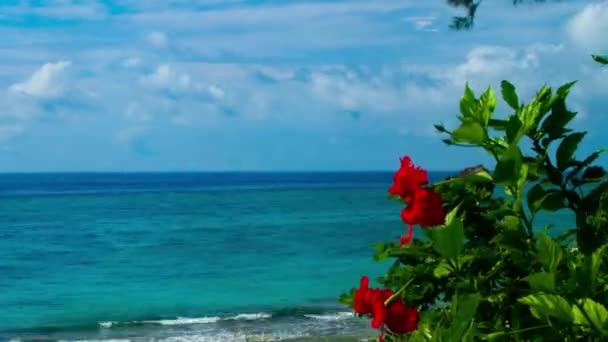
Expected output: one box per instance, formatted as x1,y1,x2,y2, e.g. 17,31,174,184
0,172,572,341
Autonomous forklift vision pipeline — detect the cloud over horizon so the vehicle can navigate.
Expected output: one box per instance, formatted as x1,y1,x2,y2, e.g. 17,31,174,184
0,0,606,171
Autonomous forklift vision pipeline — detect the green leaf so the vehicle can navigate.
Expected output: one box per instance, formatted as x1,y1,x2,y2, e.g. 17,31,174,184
372,242,393,261
437,168,493,187
457,254,475,269
445,203,461,225
501,80,519,110
524,272,556,293
488,118,508,131
386,193,406,204
568,148,606,182
433,260,454,278
460,84,477,118
481,331,512,341
579,245,607,296
556,132,587,171
493,144,523,186
516,85,551,135
592,54,608,65
461,321,478,342
338,289,354,306
406,328,434,342
539,189,566,212
527,184,547,213
541,98,577,140
582,166,607,181
514,163,529,212
505,115,523,144
466,168,493,182
556,81,577,98
518,293,573,323
479,86,497,126
431,207,465,259
572,298,608,332
503,215,521,230
452,121,486,144
389,244,435,259
447,294,482,340
434,123,448,133
537,233,563,271
492,228,527,252
582,180,608,210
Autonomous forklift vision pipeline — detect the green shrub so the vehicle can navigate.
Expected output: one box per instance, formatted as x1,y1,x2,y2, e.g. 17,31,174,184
340,78,608,342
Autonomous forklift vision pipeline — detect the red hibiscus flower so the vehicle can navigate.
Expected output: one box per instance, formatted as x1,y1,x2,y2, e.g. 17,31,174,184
401,187,445,228
353,276,420,340
385,300,420,334
370,298,387,328
354,276,370,315
388,156,445,246
398,187,445,245
388,157,428,199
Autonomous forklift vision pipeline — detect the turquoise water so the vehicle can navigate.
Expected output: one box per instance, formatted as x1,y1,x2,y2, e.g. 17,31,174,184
0,172,573,341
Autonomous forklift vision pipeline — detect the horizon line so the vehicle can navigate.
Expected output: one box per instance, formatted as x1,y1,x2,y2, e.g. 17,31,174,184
0,169,462,174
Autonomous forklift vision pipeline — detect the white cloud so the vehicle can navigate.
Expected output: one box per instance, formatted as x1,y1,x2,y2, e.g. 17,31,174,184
252,66,296,81
141,64,198,91
403,15,438,32
140,65,235,105
9,60,71,98
146,31,168,48
566,2,608,52
122,57,142,68
310,69,404,115
1,1,107,20
435,45,546,91
0,1,603,148
303,39,590,136
123,102,152,123
208,85,225,99
131,1,415,28
405,43,567,98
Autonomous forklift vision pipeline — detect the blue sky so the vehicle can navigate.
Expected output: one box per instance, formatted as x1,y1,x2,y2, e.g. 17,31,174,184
0,0,606,172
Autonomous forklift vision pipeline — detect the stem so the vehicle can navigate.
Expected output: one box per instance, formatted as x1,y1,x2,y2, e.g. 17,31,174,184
384,277,415,306
509,183,535,239
504,324,551,336
533,138,581,211
522,208,535,239
448,142,483,149
482,260,503,281
449,257,459,272
522,216,536,246
483,133,502,162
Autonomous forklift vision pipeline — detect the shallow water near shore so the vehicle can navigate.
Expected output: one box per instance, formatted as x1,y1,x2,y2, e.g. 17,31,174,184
0,172,573,341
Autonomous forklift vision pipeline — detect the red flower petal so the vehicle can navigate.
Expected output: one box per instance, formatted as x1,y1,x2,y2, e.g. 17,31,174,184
385,300,420,334
370,300,386,329
400,224,414,246
401,188,445,228
388,156,428,199
360,276,369,289
353,276,371,315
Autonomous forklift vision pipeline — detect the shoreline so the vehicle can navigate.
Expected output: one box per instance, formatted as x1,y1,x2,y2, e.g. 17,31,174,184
0,310,376,342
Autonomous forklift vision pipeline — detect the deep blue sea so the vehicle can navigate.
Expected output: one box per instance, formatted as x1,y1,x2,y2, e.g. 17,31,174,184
0,172,573,341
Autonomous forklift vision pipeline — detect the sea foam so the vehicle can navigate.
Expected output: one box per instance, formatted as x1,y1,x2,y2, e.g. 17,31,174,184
98,312,272,328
